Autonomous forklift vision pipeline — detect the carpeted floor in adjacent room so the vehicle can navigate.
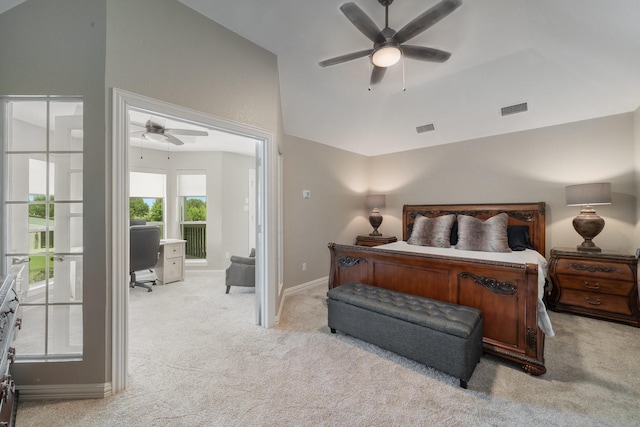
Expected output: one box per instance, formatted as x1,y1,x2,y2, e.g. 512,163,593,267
15,270,640,426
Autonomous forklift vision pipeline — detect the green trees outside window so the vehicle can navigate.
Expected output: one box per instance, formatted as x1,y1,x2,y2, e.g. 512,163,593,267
129,197,163,222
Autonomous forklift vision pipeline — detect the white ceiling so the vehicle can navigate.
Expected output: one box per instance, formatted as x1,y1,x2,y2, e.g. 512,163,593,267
3,1,639,157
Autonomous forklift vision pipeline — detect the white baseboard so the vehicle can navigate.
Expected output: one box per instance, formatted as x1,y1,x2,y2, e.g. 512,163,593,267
275,277,328,323
17,382,112,400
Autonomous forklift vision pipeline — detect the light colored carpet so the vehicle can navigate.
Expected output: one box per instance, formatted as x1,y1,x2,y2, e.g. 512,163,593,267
16,271,640,426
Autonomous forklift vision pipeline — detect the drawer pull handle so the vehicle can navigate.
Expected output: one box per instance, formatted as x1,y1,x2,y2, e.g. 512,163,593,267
583,281,600,290
585,297,602,306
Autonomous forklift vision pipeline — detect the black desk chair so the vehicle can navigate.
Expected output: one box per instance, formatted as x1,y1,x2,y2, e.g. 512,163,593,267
130,225,161,292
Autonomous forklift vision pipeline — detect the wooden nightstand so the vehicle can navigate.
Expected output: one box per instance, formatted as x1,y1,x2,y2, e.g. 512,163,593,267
547,247,640,327
355,235,397,247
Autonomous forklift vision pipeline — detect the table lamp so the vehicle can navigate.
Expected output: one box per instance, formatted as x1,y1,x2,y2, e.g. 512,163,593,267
566,183,612,252
365,194,386,236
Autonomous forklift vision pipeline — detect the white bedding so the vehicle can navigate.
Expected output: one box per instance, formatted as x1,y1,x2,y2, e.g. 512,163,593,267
375,241,555,336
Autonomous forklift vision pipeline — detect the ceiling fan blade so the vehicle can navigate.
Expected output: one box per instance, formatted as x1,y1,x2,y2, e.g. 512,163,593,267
393,0,462,44
340,2,385,44
319,49,373,67
370,65,387,85
166,134,185,146
402,45,451,62
165,129,209,137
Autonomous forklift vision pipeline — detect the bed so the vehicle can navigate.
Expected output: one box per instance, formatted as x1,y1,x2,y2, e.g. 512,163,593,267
328,202,552,375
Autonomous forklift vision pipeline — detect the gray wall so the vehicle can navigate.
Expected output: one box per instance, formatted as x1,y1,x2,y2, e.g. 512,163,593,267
1,0,284,390
281,113,638,295
635,107,640,245
283,134,369,288
368,113,637,256
0,0,108,387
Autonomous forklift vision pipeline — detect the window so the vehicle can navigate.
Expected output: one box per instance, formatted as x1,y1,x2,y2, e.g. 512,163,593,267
178,173,206,260
129,171,166,236
2,97,84,359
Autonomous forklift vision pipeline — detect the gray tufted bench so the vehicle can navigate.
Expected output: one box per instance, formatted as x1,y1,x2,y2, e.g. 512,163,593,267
327,282,483,388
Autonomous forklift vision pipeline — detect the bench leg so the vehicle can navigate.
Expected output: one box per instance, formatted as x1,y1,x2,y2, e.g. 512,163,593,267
460,379,467,389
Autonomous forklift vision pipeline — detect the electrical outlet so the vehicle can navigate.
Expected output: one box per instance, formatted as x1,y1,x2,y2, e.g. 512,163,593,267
303,190,311,199
225,252,230,259
302,262,307,271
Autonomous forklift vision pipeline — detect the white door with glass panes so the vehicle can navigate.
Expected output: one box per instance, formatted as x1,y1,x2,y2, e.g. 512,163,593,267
2,97,84,359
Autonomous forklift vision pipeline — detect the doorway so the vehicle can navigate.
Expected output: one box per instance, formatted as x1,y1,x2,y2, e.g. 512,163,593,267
111,89,275,393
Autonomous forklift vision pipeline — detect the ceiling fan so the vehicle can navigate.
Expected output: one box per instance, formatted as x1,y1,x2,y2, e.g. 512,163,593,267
130,119,208,146
319,0,462,85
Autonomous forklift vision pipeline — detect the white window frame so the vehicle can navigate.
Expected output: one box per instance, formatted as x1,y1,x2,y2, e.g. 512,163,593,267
1,95,84,361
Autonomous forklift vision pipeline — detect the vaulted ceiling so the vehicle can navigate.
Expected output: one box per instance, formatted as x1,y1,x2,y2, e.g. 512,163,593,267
177,0,640,156
3,1,639,156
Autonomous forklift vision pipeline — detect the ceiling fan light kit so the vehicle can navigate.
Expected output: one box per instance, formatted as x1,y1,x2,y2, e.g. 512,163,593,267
372,45,402,67
320,0,462,86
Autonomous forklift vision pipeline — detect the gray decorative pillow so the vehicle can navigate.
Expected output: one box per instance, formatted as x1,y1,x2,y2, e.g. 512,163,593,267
407,214,455,248
455,213,512,253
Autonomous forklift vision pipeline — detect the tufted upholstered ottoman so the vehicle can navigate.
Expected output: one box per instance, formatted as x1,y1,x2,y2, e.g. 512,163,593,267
327,282,483,388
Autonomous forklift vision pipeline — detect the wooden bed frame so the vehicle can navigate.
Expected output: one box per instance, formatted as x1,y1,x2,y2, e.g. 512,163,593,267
328,202,548,375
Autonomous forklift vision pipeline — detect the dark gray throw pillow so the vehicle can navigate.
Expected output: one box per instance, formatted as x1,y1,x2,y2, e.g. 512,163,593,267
507,225,533,251
407,214,455,248
455,213,512,253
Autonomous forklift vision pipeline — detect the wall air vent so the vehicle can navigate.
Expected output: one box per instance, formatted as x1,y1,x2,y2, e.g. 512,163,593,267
416,123,435,134
501,102,528,116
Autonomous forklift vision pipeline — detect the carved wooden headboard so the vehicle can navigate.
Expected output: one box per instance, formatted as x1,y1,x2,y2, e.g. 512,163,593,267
402,202,546,255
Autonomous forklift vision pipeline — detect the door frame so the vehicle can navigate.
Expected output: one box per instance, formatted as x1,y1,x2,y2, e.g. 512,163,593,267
111,88,275,393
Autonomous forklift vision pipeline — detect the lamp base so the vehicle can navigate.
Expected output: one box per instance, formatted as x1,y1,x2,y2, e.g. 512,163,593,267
369,208,383,237
573,206,604,253
577,242,602,253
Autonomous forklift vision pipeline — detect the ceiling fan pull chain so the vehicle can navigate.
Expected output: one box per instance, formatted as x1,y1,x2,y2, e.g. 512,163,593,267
402,56,406,92
368,60,372,91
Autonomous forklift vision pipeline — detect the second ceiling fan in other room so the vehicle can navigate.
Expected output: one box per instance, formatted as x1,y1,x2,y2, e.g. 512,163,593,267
319,0,462,86
130,119,209,146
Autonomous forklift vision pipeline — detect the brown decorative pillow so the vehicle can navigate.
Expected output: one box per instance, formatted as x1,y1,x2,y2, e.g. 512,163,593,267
455,213,512,252
407,214,455,248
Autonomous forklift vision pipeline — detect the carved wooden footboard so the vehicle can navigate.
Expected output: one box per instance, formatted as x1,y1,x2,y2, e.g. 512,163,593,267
327,202,548,375
328,243,546,375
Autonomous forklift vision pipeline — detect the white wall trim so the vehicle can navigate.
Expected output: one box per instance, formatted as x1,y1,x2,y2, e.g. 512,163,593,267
17,383,112,400
275,277,328,323
111,88,277,394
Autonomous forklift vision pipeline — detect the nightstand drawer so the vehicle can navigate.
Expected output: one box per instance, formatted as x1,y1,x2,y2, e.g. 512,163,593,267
553,258,633,281
559,289,633,315
554,274,634,296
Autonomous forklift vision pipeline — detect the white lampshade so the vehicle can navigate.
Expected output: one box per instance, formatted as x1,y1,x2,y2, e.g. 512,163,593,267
371,46,402,68
566,183,612,206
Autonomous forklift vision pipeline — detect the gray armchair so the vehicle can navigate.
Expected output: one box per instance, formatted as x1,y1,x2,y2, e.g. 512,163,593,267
225,248,255,294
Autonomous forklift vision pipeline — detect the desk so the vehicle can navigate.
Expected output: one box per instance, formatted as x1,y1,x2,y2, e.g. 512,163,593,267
156,239,187,284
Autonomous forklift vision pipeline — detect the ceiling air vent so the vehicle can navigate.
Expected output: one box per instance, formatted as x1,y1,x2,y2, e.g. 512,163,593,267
416,123,435,134
501,102,528,116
